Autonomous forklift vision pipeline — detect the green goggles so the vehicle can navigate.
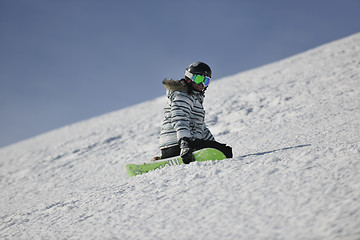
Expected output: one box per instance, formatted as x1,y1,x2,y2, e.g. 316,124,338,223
185,71,211,87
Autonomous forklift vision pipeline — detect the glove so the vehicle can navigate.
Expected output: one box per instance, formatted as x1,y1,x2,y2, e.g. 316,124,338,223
179,138,195,164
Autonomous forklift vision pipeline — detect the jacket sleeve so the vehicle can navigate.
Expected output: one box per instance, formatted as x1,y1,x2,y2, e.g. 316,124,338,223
170,92,193,141
203,124,215,141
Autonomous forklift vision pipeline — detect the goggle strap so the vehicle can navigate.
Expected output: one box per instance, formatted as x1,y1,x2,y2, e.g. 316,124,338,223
185,70,193,80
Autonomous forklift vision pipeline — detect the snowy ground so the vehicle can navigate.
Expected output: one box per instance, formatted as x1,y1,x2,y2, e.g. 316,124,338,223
1,33,360,239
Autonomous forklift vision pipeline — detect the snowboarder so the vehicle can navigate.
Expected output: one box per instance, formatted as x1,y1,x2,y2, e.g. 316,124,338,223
157,62,233,164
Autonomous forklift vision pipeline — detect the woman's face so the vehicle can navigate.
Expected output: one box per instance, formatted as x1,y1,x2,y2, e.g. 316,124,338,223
191,82,206,92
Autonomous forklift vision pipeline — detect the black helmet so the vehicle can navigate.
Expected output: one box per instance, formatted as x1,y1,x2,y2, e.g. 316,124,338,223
185,62,212,78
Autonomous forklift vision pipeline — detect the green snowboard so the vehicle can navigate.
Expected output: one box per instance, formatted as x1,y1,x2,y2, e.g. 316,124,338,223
126,148,227,177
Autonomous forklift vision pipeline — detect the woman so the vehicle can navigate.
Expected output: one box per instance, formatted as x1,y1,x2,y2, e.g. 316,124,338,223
158,62,232,163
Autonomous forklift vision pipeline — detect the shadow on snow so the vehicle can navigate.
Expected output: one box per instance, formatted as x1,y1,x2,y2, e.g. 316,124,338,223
239,144,311,158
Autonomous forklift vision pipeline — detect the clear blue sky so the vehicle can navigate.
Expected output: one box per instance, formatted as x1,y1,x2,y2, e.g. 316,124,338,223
1,0,360,148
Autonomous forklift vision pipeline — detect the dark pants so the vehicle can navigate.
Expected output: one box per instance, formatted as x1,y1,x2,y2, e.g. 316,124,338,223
161,139,233,159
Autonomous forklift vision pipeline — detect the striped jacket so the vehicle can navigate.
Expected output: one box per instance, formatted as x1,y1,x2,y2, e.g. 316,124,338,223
159,79,215,149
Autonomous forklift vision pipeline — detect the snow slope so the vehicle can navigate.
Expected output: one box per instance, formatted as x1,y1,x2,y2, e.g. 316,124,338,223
1,33,360,239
